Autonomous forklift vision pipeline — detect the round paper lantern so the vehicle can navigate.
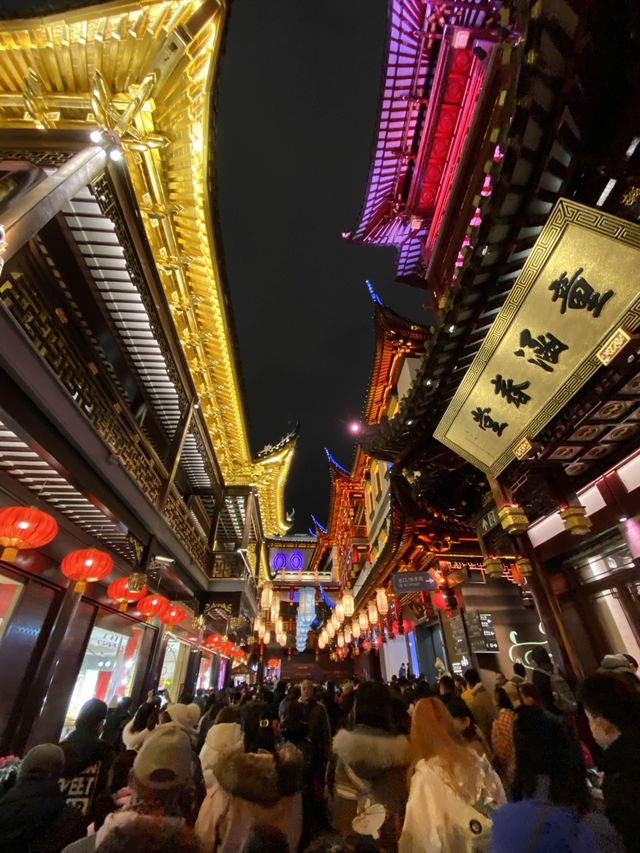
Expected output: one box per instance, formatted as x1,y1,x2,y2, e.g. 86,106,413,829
107,576,148,612
0,506,58,562
138,593,169,622
61,548,112,592
205,633,223,649
160,604,187,630
432,590,447,610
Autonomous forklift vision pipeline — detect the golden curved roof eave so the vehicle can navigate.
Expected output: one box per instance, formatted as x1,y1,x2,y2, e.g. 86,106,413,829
0,0,292,536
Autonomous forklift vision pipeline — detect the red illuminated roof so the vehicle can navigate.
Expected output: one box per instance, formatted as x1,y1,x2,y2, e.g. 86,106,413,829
347,0,504,283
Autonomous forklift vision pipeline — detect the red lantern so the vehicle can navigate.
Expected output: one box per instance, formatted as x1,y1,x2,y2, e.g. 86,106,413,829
138,593,169,623
205,633,223,649
61,548,112,593
107,577,148,612
432,590,447,610
159,604,187,630
0,506,58,562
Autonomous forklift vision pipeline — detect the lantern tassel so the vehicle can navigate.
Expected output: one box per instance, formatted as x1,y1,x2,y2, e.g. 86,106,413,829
1,546,18,561
74,580,87,593
118,601,128,612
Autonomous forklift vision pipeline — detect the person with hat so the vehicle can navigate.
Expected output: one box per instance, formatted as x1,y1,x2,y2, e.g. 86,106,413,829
62,723,195,852
0,743,86,853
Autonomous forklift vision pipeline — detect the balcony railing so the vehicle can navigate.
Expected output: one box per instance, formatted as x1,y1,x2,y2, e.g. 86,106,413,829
210,551,257,597
1,252,210,570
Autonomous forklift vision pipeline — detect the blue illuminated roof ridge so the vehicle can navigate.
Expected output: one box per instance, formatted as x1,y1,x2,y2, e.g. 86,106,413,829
310,513,328,534
365,279,384,306
324,447,350,476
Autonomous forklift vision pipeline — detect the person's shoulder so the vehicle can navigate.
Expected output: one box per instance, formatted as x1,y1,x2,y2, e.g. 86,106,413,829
61,833,96,853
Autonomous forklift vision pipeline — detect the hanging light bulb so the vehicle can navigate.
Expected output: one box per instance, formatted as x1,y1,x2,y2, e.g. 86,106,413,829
276,618,284,634
270,595,280,621
260,583,273,610
359,611,369,632
327,622,335,639
344,623,352,644
376,587,389,616
368,600,378,624
335,601,345,623
258,623,266,640
343,588,354,618
352,620,361,639
337,631,345,648
263,630,271,645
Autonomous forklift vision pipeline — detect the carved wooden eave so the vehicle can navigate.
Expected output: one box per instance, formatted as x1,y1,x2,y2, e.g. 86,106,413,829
0,0,293,536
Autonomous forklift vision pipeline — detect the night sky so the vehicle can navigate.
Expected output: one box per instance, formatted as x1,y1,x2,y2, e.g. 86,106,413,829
216,1,427,532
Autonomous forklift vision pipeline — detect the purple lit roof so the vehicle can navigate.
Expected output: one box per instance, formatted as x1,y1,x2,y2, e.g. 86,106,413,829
348,0,500,280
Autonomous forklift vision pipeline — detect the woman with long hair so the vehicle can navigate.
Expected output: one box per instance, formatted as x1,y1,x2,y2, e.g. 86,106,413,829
122,702,159,752
399,697,504,852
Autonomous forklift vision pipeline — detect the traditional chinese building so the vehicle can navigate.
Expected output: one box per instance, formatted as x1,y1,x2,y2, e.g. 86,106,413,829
0,0,295,751
359,0,640,681
344,0,516,310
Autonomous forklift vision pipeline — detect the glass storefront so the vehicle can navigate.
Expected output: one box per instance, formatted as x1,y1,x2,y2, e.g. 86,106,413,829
197,654,213,690
64,612,146,732
0,570,24,644
559,533,640,668
159,636,191,702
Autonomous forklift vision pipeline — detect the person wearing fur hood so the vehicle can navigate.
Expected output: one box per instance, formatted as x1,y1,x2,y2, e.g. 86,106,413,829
195,701,304,852
199,707,243,789
328,682,410,851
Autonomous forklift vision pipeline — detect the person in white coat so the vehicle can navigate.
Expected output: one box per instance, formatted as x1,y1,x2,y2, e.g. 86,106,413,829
399,697,505,852
199,706,243,789
121,701,159,752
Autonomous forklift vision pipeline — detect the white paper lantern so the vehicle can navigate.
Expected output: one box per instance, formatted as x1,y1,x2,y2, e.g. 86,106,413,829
335,601,345,623
275,618,284,634
263,630,271,645
343,588,354,618
352,620,361,639
258,623,266,640
368,600,378,624
331,612,340,630
376,587,389,616
358,611,369,632
271,595,281,621
344,623,352,644
260,584,273,610
337,631,345,648
327,622,335,639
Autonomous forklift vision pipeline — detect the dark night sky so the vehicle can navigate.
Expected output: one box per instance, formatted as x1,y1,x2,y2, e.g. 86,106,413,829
216,1,427,532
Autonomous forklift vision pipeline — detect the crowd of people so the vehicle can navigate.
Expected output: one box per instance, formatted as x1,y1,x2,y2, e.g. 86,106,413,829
1,649,640,852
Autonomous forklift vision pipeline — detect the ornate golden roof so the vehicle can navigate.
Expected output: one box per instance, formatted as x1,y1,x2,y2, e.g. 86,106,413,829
0,0,294,535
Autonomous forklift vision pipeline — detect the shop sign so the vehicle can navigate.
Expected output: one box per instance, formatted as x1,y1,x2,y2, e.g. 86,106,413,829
391,572,437,593
435,200,640,475
466,610,499,653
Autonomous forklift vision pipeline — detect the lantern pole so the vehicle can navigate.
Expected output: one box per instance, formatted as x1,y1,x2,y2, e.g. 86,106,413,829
12,582,82,752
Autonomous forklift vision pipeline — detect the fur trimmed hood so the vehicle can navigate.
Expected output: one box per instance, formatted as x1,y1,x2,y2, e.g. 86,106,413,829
333,726,410,778
212,744,303,807
199,722,243,788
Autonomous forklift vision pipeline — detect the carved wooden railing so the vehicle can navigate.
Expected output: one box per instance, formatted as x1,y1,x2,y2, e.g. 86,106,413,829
0,256,210,570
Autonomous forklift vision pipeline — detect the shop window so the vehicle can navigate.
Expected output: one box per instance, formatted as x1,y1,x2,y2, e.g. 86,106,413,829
591,588,640,664
159,636,191,702
63,613,147,734
0,571,24,644
197,654,212,690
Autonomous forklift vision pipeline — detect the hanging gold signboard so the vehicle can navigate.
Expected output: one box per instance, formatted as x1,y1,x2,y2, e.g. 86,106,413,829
434,199,640,475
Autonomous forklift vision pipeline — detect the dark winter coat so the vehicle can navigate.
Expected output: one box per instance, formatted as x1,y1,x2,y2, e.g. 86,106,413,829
100,708,131,750
329,724,410,850
59,729,113,820
600,726,640,852
0,777,86,853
